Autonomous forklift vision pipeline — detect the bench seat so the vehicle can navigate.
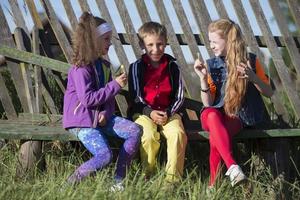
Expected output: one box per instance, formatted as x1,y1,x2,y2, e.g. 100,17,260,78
1,116,300,141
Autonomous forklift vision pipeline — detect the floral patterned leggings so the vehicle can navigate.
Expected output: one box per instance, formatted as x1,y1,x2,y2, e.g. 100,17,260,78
67,115,141,183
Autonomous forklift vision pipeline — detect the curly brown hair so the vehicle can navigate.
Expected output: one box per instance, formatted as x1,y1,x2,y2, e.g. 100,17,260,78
208,19,248,116
72,12,99,67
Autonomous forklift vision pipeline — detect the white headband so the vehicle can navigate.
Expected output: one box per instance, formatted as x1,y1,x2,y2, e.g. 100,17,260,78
96,23,112,36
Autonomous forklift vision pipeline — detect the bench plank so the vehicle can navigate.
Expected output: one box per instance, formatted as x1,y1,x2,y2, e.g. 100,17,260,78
0,122,77,141
188,129,300,141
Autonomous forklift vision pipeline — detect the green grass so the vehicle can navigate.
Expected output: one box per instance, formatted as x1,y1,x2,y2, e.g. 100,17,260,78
0,142,299,200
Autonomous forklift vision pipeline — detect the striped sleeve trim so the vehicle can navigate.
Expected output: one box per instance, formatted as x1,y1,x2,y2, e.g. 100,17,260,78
132,60,146,104
170,62,185,114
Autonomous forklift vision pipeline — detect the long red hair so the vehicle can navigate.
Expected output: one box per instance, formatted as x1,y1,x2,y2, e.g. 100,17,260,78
208,19,248,116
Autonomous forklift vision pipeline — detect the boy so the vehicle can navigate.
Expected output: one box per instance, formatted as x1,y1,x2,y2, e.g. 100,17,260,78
128,21,187,183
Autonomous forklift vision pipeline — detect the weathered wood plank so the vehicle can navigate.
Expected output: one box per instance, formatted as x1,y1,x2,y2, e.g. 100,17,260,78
0,5,29,113
172,0,202,61
192,129,300,141
0,45,69,73
61,0,78,30
213,0,229,19
14,28,35,113
134,0,151,23
78,0,91,13
25,0,43,29
268,0,300,75
0,73,17,119
18,112,62,122
95,0,129,67
250,0,300,119
153,0,200,100
0,122,76,141
19,31,299,48
32,27,43,113
115,0,142,58
1,120,299,141
189,0,214,57
41,83,58,114
286,0,300,31
232,0,289,122
8,0,30,34
39,0,73,63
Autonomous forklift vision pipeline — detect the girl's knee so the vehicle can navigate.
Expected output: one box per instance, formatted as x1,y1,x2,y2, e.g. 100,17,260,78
94,149,113,167
130,123,142,138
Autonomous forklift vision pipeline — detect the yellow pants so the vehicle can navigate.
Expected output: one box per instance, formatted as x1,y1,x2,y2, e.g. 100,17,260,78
134,113,187,182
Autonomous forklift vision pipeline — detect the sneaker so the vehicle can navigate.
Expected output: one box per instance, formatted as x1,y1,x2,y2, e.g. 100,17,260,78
109,182,124,192
225,165,247,187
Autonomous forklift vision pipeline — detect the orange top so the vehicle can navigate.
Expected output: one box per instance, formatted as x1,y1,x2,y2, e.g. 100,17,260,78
207,59,269,101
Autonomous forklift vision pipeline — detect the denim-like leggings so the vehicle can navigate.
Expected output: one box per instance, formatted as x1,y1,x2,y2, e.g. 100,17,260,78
67,115,141,183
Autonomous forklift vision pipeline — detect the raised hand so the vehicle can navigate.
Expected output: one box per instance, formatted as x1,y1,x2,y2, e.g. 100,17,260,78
194,59,208,81
236,61,256,83
115,72,127,88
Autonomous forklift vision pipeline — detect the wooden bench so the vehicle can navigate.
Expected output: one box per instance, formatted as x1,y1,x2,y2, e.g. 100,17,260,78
1,96,300,142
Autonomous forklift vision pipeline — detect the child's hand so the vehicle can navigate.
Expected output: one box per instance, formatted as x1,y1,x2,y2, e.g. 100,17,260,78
150,110,168,126
237,61,257,83
194,59,208,81
98,114,107,126
115,72,127,88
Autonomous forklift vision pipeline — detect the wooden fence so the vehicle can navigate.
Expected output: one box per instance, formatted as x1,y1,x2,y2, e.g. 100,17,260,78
0,0,299,124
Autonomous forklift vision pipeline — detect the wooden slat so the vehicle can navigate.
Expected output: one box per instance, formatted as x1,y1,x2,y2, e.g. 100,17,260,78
1,119,299,141
8,0,30,34
39,0,73,63
95,0,129,67
153,0,200,100
191,129,300,141
0,5,29,113
25,32,300,48
115,0,142,57
189,0,214,57
286,0,300,31
78,0,91,13
172,0,202,61
268,0,300,75
25,0,43,29
0,45,69,73
250,0,300,119
213,0,229,19
41,83,58,114
0,74,17,119
14,28,35,113
0,122,77,141
232,0,289,122
32,27,43,113
61,0,78,30
134,0,151,22
18,112,62,122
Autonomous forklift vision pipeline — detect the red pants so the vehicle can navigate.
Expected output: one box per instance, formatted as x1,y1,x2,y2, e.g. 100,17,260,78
201,107,242,186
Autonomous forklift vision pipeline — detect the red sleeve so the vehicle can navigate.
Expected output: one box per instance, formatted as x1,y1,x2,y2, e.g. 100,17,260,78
255,59,270,85
207,74,216,101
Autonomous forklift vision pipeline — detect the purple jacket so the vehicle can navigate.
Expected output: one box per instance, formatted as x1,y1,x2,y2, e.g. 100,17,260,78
63,62,121,129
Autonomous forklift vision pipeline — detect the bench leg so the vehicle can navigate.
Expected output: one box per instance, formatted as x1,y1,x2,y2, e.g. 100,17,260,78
16,140,45,178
